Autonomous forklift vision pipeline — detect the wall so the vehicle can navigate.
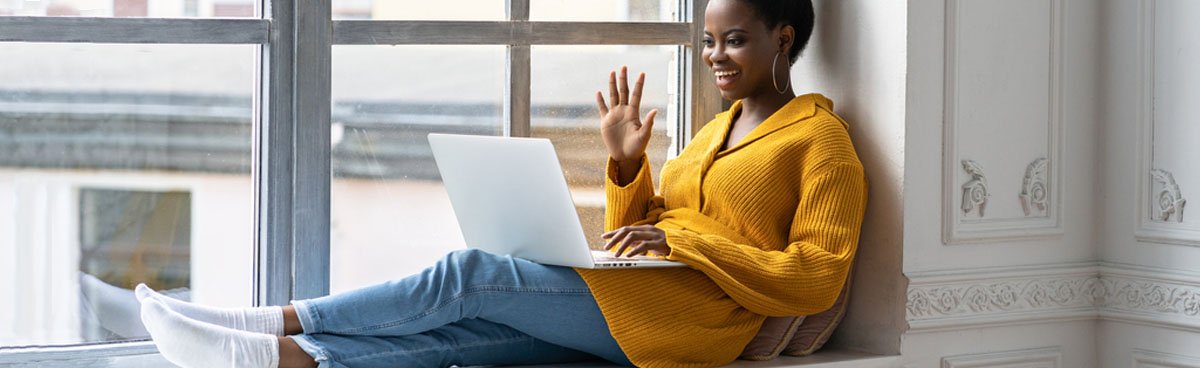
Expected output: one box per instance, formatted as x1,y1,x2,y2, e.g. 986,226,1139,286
790,0,909,355
901,0,1102,365
1097,0,1200,366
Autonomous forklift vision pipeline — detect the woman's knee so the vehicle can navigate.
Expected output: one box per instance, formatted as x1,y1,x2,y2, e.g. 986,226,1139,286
441,248,501,268
434,249,508,281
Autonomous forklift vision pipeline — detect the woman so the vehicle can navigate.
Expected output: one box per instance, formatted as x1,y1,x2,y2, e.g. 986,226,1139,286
136,0,867,366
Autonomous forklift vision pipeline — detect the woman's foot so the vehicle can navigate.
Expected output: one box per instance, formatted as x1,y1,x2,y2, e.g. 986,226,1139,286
140,298,279,368
136,283,285,336
79,272,149,338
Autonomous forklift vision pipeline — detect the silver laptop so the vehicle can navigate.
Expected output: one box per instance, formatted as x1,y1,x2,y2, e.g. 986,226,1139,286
428,133,686,269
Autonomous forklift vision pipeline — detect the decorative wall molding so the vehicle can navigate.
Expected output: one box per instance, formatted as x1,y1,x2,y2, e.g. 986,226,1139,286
1021,158,1049,216
960,160,989,217
1098,264,1200,331
1150,169,1187,223
1133,349,1200,368
941,346,1061,368
907,262,1200,333
1134,0,1200,246
941,0,1065,244
907,263,1100,332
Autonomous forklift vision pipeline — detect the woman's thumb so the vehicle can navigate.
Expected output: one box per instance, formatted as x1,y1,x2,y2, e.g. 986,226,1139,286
642,109,658,132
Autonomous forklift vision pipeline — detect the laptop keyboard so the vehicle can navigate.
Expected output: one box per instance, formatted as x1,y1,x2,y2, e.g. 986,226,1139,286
591,251,666,263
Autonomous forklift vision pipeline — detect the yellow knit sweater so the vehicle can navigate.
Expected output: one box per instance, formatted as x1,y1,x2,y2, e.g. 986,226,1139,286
575,93,869,367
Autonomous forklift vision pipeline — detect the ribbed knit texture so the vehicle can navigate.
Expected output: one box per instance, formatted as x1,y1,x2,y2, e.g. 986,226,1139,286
576,94,869,368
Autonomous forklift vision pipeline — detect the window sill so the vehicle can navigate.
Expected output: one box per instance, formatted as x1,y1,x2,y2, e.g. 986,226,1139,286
508,349,900,368
1,343,898,368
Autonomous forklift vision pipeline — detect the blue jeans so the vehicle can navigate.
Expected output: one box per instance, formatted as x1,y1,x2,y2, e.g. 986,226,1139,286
289,249,632,367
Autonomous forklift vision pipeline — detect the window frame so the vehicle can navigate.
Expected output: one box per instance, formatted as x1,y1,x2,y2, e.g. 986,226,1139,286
0,0,720,364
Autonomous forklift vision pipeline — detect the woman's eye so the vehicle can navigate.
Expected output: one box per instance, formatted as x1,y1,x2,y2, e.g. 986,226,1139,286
702,38,714,47
727,38,743,46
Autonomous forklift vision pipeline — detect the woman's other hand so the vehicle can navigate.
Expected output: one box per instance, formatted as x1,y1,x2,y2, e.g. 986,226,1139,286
596,66,658,164
601,225,671,258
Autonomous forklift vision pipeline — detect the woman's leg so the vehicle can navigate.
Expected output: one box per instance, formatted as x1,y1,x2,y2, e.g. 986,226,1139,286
290,248,629,365
287,318,602,368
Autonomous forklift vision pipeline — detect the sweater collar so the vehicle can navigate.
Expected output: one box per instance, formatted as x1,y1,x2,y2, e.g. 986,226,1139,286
706,93,833,157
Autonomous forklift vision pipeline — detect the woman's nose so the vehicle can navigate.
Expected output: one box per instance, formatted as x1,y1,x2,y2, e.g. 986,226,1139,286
708,45,727,62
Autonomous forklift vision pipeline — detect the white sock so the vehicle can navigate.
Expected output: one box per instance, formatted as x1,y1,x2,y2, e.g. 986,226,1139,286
141,298,280,368
136,283,285,336
79,272,149,338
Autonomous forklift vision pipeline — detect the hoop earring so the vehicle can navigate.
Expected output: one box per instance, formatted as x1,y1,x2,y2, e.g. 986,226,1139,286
772,51,791,94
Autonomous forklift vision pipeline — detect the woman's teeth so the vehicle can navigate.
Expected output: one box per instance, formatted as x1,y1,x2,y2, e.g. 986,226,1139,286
715,70,739,77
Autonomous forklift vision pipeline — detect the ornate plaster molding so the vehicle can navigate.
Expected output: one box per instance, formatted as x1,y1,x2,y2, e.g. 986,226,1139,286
1021,158,1049,216
1101,271,1200,321
1150,169,1187,223
907,263,1200,332
907,270,1100,329
960,160,989,217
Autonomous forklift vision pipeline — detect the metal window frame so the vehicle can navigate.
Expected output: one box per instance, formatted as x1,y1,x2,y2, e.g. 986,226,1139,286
0,0,718,364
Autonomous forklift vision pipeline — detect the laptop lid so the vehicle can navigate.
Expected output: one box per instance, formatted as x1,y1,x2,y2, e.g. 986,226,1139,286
428,133,598,269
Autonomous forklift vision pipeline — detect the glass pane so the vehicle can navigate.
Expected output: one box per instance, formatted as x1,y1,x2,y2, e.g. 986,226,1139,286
330,45,505,294
0,43,255,347
531,0,679,22
531,45,679,250
332,0,504,20
0,0,258,18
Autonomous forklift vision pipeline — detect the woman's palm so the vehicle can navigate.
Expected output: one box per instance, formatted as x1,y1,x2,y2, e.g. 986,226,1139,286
596,67,657,162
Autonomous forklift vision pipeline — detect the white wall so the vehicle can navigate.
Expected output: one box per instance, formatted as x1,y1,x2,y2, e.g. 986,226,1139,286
1097,0,1200,366
790,0,908,355
901,0,1102,365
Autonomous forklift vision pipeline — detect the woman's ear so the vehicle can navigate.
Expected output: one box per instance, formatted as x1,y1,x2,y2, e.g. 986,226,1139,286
777,25,795,54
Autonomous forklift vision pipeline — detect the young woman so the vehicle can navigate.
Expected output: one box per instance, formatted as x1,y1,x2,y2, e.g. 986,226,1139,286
136,0,867,367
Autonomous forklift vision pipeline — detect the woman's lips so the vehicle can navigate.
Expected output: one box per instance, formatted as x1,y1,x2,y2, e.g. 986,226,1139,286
714,69,740,89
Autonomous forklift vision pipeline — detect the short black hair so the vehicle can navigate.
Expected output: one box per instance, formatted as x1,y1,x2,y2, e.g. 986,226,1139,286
738,0,815,65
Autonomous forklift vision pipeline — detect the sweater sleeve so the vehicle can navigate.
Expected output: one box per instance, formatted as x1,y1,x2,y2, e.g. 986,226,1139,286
604,153,665,232
663,162,868,316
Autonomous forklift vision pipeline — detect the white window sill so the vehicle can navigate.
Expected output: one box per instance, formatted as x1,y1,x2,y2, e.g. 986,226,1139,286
508,349,899,368
2,343,898,368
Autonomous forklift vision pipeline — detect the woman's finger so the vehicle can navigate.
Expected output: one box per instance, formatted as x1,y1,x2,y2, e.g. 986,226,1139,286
641,109,658,135
595,91,609,116
614,230,650,257
618,66,630,106
630,72,645,111
603,227,629,250
614,237,642,258
608,71,619,108
624,242,649,258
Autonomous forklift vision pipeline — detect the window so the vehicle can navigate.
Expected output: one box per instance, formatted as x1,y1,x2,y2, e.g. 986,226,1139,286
0,0,718,364
0,42,255,349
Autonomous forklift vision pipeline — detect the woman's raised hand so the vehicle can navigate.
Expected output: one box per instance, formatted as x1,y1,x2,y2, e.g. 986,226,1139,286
596,66,658,163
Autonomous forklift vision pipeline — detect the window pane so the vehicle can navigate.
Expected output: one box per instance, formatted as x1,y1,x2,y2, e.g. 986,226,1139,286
330,45,505,293
0,43,255,347
332,0,504,20
531,0,679,22
0,0,258,18
531,45,679,250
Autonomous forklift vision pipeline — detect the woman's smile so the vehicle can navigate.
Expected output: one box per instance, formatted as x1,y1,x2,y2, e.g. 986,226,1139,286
714,68,741,89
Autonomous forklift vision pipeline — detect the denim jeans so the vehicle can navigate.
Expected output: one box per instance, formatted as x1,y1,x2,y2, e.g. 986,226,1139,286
289,249,632,368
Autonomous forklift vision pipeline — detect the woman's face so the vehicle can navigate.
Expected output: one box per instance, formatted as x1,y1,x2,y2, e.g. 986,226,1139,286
701,0,792,101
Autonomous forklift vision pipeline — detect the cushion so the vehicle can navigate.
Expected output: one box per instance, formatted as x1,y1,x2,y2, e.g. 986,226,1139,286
782,267,854,356
738,315,806,360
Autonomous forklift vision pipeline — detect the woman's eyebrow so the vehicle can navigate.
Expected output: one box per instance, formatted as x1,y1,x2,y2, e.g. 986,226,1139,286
703,29,748,37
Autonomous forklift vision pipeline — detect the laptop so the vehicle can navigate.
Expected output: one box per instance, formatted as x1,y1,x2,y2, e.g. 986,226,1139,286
428,133,686,269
